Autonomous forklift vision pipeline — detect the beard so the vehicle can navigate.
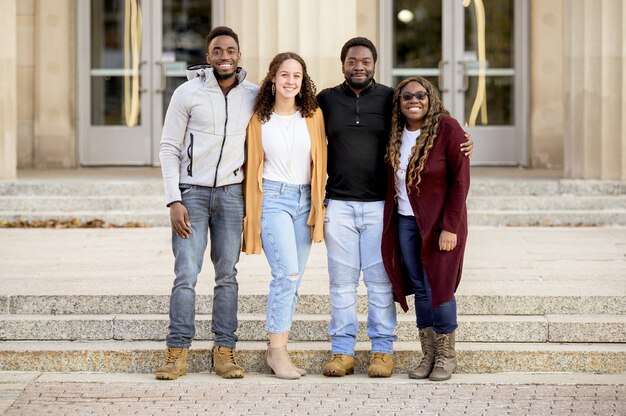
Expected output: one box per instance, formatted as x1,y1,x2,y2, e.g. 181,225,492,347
213,68,237,81
345,75,373,91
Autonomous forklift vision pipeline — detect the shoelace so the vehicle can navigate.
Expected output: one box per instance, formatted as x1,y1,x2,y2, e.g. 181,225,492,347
217,347,238,364
166,349,182,364
434,336,448,367
371,353,387,362
419,339,434,366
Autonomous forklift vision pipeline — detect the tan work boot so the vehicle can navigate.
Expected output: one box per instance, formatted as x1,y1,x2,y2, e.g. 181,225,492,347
265,345,301,380
322,354,355,377
155,347,188,380
429,331,457,381
212,345,244,379
409,327,436,379
367,352,394,377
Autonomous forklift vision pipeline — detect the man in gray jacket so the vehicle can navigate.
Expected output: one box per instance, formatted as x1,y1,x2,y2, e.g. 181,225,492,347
156,26,259,380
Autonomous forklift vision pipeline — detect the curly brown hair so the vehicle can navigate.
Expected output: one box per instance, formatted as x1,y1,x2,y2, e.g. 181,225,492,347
385,77,449,196
253,52,318,122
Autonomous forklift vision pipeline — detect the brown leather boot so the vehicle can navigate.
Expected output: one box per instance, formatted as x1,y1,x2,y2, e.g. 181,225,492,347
322,354,355,377
155,347,188,380
409,327,436,379
367,352,394,377
212,345,244,379
429,331,457,381
265,345,301,379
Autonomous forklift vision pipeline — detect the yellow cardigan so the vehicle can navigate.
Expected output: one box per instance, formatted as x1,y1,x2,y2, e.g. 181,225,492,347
242,108,327,254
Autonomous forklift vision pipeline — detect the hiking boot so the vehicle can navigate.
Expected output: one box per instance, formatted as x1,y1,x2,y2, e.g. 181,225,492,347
367,352,394,378
155,347,188,380
409,327,436,379
429,331,457,381
212,345,244,379
322,354,355,377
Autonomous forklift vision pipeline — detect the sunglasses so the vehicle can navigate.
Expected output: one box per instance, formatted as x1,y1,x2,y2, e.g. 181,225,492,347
400,91,429,101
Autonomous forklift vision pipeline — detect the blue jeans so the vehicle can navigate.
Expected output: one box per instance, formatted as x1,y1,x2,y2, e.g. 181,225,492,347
166,183,243,348
324,199,397,355
397,214,457,334
261,179,312,333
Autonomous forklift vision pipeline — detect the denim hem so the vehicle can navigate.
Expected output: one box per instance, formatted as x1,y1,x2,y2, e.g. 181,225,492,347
213,342,237,349
265,328,291,335
330,350,355,356
370,348,394,355
166,342,191,349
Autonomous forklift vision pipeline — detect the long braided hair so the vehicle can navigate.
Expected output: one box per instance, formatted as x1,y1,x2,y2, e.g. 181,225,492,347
253,52,317,122
385,77,449,197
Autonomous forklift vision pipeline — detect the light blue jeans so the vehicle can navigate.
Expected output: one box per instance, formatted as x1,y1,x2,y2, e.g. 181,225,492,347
324,199,397,355
261,179,312,333
166,183,243,349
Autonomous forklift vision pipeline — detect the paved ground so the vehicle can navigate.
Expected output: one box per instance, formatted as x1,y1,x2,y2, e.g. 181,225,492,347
1,372,624,416
2,226,625,297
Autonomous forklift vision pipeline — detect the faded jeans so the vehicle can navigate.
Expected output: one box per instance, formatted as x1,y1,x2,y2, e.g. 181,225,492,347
166,183,243,348
261,179,312,333
324,199,397,355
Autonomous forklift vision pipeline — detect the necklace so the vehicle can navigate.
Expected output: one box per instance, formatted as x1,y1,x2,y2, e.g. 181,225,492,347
273,112,297,171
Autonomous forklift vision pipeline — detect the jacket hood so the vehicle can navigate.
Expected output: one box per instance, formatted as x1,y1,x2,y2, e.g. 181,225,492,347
186,64,248,84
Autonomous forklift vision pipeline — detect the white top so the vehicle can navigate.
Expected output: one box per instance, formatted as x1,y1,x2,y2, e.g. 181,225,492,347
262,112,312,185
396,127,421,216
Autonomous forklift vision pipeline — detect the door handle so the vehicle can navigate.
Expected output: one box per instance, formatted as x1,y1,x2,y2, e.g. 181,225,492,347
155,61,167,94
438,60,449,92
139,60,147,93
458,61,470,93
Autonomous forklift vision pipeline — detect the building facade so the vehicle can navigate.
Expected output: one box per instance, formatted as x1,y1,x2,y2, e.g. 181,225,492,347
1,0,625,179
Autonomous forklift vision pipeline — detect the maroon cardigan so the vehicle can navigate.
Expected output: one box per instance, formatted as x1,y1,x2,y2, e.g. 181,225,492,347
382,115,470,311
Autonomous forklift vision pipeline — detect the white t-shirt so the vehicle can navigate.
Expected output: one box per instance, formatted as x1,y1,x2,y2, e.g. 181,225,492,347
396,127,421,216
261,112,312,185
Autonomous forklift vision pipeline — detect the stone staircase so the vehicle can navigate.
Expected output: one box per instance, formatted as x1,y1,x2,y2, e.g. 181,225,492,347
0,175,625,374
1,177,625,226
1,290,625,374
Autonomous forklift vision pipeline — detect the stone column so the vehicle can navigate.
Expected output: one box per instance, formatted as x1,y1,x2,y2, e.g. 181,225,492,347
33,0,75,168
564,0,626,179
530,0,564,169
223,0,368,90
0,0,17,179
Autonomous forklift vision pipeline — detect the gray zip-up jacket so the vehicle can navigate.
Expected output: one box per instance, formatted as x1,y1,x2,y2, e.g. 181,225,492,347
159,64,259,206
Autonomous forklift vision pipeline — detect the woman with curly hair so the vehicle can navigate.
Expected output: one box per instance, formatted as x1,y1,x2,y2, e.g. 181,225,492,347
243,52,326,379
381,77,470,381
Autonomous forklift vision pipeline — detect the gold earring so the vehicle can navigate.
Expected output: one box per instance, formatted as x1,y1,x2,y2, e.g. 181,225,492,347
271,83,275,95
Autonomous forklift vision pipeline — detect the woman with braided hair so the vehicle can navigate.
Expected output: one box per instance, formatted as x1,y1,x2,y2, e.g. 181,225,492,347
381,76,470,381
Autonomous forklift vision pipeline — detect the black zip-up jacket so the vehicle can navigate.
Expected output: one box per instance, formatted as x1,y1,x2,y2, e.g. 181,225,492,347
317,80,394,201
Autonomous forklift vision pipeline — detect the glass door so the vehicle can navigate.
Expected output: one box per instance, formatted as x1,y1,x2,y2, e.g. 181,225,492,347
386,0,528,165
150,0,213,164
78,0,214,165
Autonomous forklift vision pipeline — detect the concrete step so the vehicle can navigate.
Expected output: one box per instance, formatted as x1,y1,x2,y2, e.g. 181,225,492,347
3,294,625,316
469,210,626,226
1,314,624,343
3,195,625,212
2,178,624,197
3,210,625,226
1,340,624,374
467,195,626,210
2,178,624,226
0,196,164,211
